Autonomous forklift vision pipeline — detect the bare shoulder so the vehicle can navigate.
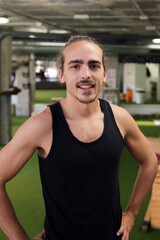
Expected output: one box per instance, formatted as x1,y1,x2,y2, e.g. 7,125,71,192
19,107,51,130
13,106,52,147
29,107,52,129
109,103,139,138
109,103,129,120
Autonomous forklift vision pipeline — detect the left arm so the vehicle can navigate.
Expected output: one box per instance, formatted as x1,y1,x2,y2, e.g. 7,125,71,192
113,107,158,240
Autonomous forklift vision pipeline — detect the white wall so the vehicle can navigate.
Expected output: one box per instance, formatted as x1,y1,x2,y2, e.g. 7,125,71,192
11,55,30,116
146,63,160,101
123,63,146,102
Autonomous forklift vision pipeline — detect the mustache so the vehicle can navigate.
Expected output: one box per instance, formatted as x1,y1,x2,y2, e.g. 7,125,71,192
76,80,95,87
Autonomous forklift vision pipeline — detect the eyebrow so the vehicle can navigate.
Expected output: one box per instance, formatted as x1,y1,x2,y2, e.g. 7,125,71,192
68,60,83,65
68,60,101,65
88,60,101,65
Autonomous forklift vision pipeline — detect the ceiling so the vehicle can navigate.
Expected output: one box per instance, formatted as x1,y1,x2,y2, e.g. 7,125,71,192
1,0,160,56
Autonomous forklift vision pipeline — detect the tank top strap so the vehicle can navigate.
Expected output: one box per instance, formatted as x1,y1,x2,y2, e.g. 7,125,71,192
99,99,124,143
48,101,59,117
48,101,62,127
48,101,68,144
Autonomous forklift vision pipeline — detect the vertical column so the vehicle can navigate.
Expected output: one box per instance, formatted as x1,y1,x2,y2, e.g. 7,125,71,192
100,56,119,104
14,55,30,116
0,36,12,145
11,53,35,116
29,53,35,115
157,65,160,101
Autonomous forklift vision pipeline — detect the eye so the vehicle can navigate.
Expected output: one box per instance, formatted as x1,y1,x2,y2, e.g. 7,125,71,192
90,64,100,69
72,65,80,69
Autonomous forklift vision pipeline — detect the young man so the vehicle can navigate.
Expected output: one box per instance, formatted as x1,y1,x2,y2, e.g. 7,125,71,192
0,35,158,240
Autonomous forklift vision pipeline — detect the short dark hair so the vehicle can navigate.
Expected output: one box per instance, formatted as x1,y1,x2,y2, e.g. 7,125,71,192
57,35,107,72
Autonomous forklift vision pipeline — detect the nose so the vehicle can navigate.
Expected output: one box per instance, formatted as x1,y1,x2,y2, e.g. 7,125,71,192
81,65,91,80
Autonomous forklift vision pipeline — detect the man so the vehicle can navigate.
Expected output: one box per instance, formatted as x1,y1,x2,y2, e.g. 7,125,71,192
0,35,158,240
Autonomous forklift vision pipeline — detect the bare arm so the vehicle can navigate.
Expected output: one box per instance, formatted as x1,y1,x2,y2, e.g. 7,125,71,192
0,108,51,240
111,105,158,240
124,124,157,218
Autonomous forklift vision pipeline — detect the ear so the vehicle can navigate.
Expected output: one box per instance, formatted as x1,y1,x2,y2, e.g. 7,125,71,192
103,71,107,83
58,69,65,83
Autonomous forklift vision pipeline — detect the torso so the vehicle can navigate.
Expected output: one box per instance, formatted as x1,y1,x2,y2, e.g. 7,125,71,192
38,98,125,240
37,100,126,158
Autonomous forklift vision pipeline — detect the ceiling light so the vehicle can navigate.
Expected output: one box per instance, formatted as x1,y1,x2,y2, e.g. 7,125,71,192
75,27,130,33
37,42,66,47
152,38,160,44
29,35,36,38
73,14,89,20
139,15,148,20
146,26,156,31
14,27,47,33
0,16,9,24
12,41,66,47
35,21,42,27
148,44,160,49
49,29,70,34
120,28,130,32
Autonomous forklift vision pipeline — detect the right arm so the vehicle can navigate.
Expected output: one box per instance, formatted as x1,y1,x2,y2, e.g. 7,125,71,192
0,108,51,240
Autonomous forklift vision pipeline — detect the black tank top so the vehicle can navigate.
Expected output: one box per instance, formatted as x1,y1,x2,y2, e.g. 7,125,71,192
38,99,125,240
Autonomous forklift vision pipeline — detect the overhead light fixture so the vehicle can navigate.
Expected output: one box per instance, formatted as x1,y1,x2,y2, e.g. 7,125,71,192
35,21,42,27
29,35,36,39
139,15,148,20
0,16,9,24
119,28,130,32
152,38,160,44
146,26,156,31
148,44,160,49
75,27,130,33
12,41,66,47
14,27,47,33
37,42,66,47
49,29,70,34
73,14,89,20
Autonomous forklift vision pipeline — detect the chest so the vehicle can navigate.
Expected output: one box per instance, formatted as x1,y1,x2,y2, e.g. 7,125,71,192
66,115,104,143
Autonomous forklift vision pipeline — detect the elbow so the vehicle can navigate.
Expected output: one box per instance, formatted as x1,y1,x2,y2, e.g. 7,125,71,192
154,154,159,175
140,153,158,177
149,153,159,179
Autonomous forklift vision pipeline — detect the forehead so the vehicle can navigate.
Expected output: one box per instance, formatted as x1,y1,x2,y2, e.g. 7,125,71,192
63,41,103,63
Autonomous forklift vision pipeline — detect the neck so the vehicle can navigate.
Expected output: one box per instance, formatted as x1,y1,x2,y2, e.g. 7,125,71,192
60,96,101,119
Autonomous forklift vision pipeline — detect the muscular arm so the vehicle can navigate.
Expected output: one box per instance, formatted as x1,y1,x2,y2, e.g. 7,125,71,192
123,112,157,215
111,105,158,240
0,108,51,240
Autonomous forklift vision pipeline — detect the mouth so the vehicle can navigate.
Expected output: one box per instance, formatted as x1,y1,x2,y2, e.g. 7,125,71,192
77,84,95,90
76,80,95,90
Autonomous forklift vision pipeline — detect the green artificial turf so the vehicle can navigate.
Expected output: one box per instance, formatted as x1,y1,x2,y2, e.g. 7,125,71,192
0,90,160,239
35,89,66,104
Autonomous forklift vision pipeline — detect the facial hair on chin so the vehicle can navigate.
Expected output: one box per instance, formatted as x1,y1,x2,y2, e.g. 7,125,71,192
76,95,98,104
